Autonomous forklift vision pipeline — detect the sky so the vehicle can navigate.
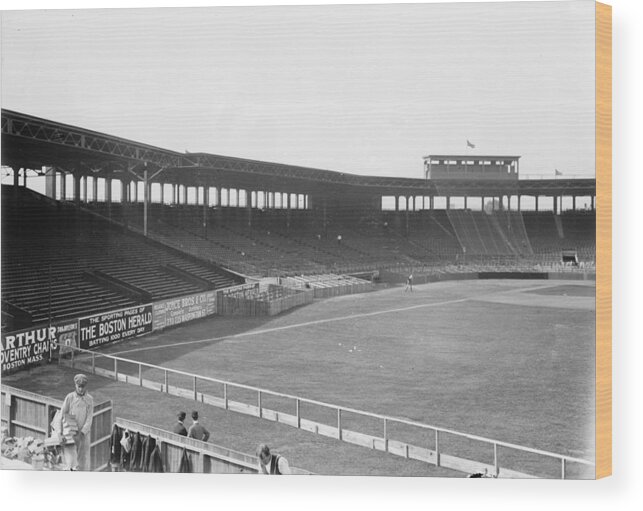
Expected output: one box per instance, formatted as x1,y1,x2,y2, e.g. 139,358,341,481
0,1,596,179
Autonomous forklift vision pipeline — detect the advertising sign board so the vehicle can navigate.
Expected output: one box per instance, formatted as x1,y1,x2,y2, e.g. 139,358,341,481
79,305,153,349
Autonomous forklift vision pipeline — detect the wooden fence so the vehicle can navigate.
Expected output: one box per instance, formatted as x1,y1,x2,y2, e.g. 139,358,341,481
280,274,373,299
60,347,595,479
1,384,113,471
114,418,312,474
217,284,313,316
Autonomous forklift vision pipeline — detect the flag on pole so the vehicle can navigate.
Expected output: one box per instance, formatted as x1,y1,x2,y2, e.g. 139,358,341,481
555,169,562,176
466,140,475,149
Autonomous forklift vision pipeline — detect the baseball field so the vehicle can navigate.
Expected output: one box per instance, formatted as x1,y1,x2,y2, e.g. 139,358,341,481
4,278,595,477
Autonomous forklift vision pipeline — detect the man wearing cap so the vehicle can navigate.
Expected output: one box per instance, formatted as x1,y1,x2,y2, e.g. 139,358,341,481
60,374,94,470
173,411,188,436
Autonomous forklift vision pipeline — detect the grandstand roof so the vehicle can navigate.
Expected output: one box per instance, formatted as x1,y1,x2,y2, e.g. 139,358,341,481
424,155,522,161
2,109,595,197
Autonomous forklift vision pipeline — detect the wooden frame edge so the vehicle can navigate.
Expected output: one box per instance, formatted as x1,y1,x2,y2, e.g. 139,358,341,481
595,0,612,479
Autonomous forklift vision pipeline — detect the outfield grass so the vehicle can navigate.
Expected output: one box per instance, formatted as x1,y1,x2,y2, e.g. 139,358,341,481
4,279,596,477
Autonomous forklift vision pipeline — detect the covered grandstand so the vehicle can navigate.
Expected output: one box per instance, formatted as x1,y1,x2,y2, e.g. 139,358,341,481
0,108,598,480
2,108,595,331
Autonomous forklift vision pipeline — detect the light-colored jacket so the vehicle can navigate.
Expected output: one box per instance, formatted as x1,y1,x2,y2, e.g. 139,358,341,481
60,391,94,436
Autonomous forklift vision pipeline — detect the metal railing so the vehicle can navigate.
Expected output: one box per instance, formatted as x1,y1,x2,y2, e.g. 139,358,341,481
113,417,312,474
61,346,594,478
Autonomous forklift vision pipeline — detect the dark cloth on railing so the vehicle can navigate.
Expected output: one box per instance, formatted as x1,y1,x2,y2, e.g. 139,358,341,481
120,431,132,468
129,432,143,471
109,424,122,466
141,436,157,472
148,445,164,473
179,448,191,473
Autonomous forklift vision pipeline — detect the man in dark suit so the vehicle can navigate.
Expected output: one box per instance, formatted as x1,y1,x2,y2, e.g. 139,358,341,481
187,411,210,442
173,411,188,436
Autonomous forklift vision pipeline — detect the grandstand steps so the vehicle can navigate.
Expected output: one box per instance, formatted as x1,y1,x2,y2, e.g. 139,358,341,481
486,214,517,255
445,210,523,256
2,186,241,328
475,213,497,253
160,264,216,291
80,204,243,286
554,215,565,238
100,266,202,300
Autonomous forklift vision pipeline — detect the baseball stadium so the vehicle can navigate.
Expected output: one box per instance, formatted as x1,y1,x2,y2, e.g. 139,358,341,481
0,109,596,478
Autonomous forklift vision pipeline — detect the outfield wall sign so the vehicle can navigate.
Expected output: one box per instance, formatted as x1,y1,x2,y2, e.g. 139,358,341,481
218,283,259,297
153,290,216,331
1,320,78,375
79,305,153,349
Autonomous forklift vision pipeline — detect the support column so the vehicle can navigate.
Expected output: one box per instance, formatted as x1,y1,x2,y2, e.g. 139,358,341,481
125,180,132,228
507,195,511,212
553,195,558,215
446,196,451,210
45,167,57,200
464,195,468,210
74,173,81,208
13,167,20,205
182,185,187,205
591,195,595,211
535,196,539,212
106,178,112,218
60,172,67,201
22,169,27,187
395,196,399,212
82,176,88,203
481,196,485,211
517,195,521,211
429,195,434,210
143,170,149,237
93,177,98,203
203,186,209,238
246,190,252,228
572,196,576,211
160,182,165,205
286,192,291,230
405,196,410,236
